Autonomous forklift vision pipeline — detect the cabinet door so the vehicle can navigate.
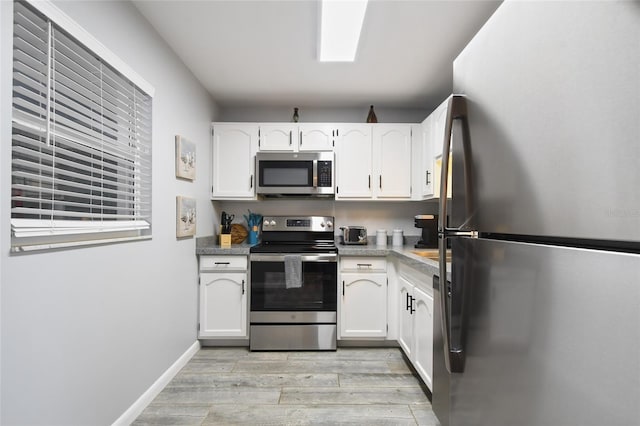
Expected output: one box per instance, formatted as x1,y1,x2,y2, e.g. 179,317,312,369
199,272,247,338
373,125,412,199
298,124,335,151
413,286,434,390
340,272,387,338
412,120,434,200
335,125,373,199
397,276,414,357
259,124,297,151
211,124,258,199
431,98,449,158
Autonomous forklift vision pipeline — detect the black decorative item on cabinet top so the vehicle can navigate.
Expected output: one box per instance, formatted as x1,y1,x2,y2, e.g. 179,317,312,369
366,105,378,123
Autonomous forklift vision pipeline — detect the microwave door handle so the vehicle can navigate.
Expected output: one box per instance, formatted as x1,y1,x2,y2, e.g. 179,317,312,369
312,159,318,188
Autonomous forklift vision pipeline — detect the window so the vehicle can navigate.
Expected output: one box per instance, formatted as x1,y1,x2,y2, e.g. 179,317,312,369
11,1,153,252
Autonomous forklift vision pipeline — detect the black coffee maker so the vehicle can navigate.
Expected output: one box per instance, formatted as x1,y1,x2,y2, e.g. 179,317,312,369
414,214,438,248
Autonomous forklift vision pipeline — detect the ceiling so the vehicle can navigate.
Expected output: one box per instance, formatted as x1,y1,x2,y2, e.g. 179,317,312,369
133,0,502,110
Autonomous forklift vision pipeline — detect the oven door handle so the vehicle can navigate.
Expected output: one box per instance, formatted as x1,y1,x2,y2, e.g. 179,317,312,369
250,253,337,262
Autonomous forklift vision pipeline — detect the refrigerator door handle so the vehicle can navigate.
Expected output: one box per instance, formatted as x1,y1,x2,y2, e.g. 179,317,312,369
439,94,474,235
438,94,473,375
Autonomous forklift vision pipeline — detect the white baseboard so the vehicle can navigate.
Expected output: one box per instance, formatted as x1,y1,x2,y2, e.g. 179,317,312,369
112,340,201,426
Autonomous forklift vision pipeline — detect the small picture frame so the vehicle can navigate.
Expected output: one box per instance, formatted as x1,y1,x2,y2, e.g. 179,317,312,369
175,135,196,180
176,196,196,238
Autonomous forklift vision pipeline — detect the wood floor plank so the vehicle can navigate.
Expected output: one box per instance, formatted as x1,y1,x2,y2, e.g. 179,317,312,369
131,404,209,426
280,386,429,405
153,386,281,405
170,372,338,388
233,359,392,374
201,404,417,425
339,372,422,388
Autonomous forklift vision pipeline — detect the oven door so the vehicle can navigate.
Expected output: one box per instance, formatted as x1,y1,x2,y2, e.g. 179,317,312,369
250,254,337,312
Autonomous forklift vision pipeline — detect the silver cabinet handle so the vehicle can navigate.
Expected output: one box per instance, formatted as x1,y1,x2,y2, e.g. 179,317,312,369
289,130,292,146
250,175,253,189
214,262,230,265
242,279,245,295
299,130,302,145
356,263,372,268
379,175,382,189
426,170,431,185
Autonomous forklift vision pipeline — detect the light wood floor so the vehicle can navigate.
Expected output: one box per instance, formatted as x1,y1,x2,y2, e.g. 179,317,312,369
133,347,439,425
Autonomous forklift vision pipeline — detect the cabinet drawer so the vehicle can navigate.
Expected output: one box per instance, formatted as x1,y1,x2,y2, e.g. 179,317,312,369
200,255,247,271
340,257,386,272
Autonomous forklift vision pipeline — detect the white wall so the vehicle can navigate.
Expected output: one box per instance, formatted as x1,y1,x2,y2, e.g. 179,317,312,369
1,1,218,424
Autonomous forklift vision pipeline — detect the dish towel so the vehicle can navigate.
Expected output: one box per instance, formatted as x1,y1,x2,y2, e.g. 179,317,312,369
284,255,302,289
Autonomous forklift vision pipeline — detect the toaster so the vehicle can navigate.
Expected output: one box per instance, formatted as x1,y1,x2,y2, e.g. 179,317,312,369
340,226,368,245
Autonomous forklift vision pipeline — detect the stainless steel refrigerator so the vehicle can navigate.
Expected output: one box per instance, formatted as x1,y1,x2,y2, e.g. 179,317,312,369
432,2,640,425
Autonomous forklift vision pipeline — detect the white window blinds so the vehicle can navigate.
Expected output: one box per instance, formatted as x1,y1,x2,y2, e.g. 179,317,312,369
11,1,153,251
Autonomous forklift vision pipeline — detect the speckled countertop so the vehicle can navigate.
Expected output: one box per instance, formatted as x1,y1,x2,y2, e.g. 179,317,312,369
195,236,255,255
196,235,445,277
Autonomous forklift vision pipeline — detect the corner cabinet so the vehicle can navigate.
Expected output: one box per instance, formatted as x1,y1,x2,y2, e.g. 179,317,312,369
335,124,412,200
198,255,248,338
412,120,435,200
398,263,434,390
211,124,258,199
339,257,388,339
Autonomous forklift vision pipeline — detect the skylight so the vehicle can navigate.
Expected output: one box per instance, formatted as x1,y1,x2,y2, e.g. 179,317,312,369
319,0,369,62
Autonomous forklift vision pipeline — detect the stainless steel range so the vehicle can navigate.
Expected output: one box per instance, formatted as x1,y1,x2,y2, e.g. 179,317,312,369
249,216,337,351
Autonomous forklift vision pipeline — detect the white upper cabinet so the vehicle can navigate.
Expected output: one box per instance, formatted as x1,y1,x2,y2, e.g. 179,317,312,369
373,125,412,199
431,98,449,159
211,124,258,199
335,125,373,199
336,124,412,200
298,124,335,151
412,120,435,200
258,124,298,151
257,124,336,152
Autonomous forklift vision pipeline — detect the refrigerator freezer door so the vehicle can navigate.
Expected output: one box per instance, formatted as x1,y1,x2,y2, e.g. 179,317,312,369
433,237,640,426
452,1,640,243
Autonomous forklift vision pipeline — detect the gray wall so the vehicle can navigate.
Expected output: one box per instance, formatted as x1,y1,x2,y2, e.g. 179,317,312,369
219,105,430,123
217,199,440,239
0,1,218,424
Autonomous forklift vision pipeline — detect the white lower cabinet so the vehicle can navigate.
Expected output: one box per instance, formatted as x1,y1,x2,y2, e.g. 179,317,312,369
397,265,434,390
339,257,387,339
198,256,248,338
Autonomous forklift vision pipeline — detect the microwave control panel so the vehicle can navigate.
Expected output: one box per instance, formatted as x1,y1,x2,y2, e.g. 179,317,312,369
317,161,332,187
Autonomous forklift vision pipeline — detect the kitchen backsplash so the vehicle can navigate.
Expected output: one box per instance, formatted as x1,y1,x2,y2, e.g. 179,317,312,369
215,199,439,237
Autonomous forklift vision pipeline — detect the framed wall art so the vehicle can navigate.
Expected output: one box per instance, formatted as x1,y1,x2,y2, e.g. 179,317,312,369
176,196,196,238
175,135,196,180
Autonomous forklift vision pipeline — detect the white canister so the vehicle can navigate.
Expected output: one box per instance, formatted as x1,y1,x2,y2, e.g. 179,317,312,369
376,229,387,247
392,229,403,247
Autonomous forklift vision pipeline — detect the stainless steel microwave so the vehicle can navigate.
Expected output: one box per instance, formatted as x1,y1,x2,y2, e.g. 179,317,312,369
255,152,334,197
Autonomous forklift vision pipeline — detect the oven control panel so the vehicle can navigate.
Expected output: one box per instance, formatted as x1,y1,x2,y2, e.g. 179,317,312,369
262,216,334,232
